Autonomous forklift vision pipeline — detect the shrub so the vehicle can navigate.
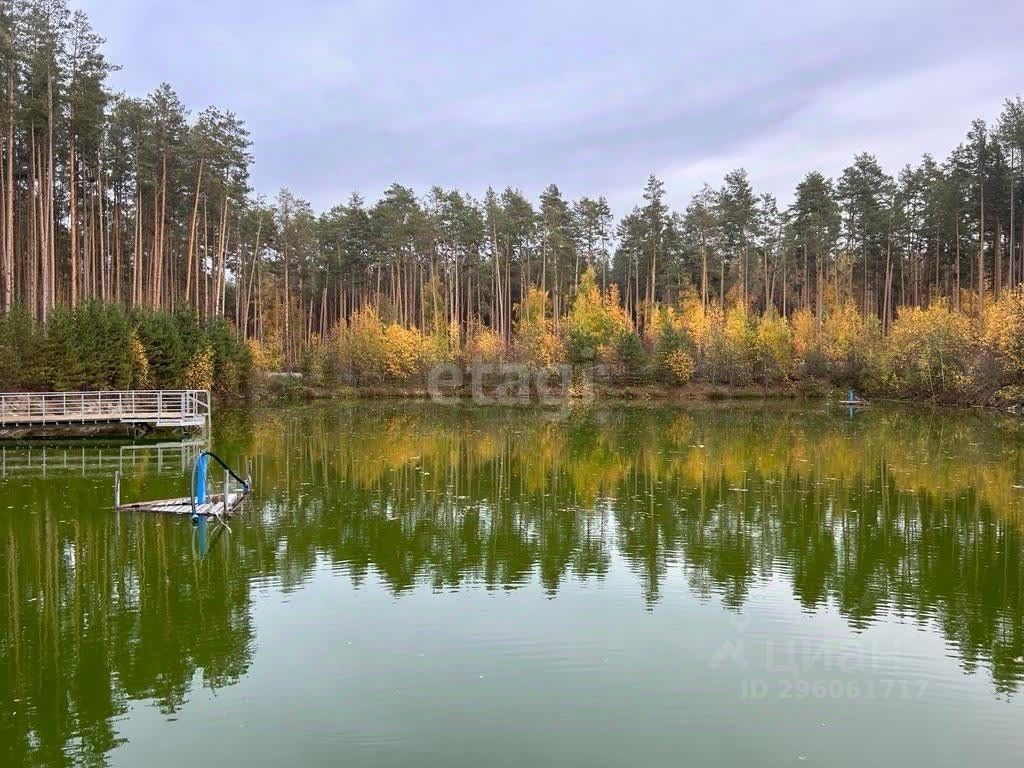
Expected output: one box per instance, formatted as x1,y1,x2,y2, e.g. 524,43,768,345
249,333,284,372
514,287,564,368
42,307,81,391
984,288,1024,383
822,301,880,383
791,308,827,377
136,312,187,388
74,302,132,389
0,303,251,396
721,305,756,385
205,317,252,396
342,305,388,383
331,305,445,385
699,304,729,383
464,326,504,365
0,305,44,390
885,303,974,396
382,322,429,382
300,335,329,385
566,267,633,365
755,312,794,385
664,348,696,384
183,343,215,391
648,306,696,383
610,331,647,381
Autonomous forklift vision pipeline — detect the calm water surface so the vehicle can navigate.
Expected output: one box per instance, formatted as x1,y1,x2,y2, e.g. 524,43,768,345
2,402,1024,767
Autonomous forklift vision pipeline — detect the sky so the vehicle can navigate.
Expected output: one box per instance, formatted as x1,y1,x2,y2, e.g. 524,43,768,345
79,0,1024,216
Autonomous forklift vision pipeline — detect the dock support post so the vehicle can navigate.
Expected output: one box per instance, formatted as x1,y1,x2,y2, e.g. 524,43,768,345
113,471,121,509
224,470,230,515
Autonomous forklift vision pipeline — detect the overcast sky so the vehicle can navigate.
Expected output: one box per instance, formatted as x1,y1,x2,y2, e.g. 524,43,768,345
79,0,1023,215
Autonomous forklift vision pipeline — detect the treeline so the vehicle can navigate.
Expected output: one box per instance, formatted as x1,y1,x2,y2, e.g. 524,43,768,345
297,266,1024,404
1,0,1023,393
0,302,251,395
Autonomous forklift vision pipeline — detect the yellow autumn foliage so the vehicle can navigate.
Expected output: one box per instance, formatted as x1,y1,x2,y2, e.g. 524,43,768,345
664,348,696,384
514,286,565,368
337,305,386,382
884,303,974,395
332,305,446,384
464,326,504,364
755,312,794,383
248,334,284,373
128,330,152,389
382,323,430,381
566,267,632,363
984,288,1024,378
821,301,880,380
183,343,214,391
721,305,757,384
790,308,825,375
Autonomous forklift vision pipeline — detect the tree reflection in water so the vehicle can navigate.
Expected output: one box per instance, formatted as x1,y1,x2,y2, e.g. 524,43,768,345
1,402,1023,764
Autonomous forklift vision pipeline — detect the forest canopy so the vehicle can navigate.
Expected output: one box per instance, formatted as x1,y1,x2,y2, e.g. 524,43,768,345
0,1,1023,402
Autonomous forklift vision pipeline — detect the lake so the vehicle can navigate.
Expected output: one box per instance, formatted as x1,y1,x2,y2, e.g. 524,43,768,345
2,401,1024,767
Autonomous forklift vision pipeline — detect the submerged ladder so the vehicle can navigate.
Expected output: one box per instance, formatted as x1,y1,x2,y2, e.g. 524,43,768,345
114,450,252,524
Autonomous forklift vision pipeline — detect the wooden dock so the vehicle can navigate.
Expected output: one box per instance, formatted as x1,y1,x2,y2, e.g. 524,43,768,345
115,490,248,518
0,390,210,437
113,452,252,522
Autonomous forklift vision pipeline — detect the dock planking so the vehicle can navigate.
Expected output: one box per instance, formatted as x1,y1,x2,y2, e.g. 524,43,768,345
116,491,247,518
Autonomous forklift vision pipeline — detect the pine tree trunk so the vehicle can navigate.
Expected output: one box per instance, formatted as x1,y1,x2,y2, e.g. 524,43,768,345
185,157,204,307
978,172,985,319
995,217,1002,300
69,137,78,307
701,239,708,309
2,69,13,312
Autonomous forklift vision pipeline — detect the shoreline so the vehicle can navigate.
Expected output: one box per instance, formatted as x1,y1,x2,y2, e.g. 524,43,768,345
252,376,1024,414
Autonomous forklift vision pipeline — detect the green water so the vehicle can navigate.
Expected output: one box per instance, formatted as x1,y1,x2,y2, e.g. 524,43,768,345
2,402,1024,767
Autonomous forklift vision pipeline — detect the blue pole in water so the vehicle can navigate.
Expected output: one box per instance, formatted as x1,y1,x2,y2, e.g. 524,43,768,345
191,452,210,526
196,452,209,504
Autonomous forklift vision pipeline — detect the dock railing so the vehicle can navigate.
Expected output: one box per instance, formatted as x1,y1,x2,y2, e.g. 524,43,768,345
0,390,211,430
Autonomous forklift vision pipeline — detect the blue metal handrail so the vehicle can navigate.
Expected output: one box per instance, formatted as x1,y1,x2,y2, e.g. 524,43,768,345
190,450,251,523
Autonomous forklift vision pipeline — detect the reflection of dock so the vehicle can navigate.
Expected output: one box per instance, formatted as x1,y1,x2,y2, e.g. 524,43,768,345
0,390,210,437
0,440,206,477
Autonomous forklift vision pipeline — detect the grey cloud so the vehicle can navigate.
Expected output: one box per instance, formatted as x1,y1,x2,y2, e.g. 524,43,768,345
80,0,1024,215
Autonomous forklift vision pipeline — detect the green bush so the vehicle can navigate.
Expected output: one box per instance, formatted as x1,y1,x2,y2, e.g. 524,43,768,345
0,305,44,390
135,312,188,389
